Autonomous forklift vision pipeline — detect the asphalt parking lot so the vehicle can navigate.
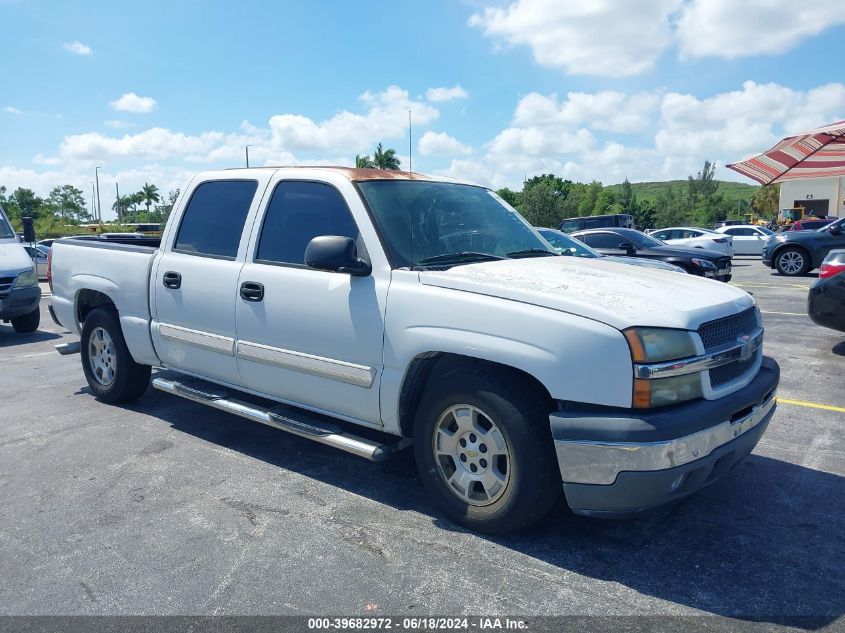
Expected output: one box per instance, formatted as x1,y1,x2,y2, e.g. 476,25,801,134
0,259,843,625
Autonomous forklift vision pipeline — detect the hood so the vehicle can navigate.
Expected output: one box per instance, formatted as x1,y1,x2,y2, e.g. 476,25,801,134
645,244,728,259
0,239,36,275
602,255,683,272
418,257,753,331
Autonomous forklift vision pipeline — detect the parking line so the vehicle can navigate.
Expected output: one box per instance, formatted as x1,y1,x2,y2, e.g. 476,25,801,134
760,310,807,316
731,282,811,290
0,350,57,362
778,397,845,413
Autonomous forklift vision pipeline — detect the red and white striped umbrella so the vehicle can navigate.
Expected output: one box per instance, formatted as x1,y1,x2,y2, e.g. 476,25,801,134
727,120,845,185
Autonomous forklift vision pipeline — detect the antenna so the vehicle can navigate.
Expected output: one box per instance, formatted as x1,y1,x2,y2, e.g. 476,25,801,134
408,109,412,179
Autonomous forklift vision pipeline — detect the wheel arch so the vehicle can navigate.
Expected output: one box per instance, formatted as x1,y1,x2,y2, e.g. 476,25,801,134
396,352,553,438
75,288,118,326
771,242,813,270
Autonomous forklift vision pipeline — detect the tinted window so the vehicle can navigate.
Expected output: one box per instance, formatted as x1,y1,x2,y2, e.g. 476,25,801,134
652,230,672,240
560,219,581,233
583,217,611,229
725,227,755,236
578,232,625,249
256,181,359,266
174,180,257,258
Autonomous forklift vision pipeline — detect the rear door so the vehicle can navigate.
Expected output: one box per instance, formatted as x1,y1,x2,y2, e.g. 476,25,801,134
724,227,762,255
151,176,270,386
234,174,389,425
576,231,629,256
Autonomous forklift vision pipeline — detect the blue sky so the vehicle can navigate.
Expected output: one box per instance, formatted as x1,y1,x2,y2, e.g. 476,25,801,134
2,0,844,218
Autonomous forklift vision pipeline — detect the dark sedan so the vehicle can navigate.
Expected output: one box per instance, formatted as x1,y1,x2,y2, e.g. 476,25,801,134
762,217,845,276
808,249,845,333
571,227,732,281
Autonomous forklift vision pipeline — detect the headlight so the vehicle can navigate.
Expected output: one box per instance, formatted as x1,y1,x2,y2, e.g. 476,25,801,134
633,372,704,408
691,258,717,270
12,268,38,289
623,327,698,363
624,327,702,408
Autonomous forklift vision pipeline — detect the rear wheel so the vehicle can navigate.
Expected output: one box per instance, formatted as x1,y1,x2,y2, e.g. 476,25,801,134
775,247,810,276
413,366,561,534
80,308,150,403
11,307,40,333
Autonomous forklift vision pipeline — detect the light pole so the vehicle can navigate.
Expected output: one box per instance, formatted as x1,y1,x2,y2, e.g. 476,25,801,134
245,145,252,168
90,182,95,223
94,167,102,223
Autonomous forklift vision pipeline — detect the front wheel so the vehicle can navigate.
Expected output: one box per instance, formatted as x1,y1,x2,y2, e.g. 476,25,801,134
11,306,40,333
413,366,561,534
775,247,810,276
80,308,151,403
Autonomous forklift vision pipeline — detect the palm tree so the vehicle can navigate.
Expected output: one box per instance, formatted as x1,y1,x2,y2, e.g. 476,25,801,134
355,154,375,168
372,143,401,170
140,182,161,213
112,194,134,222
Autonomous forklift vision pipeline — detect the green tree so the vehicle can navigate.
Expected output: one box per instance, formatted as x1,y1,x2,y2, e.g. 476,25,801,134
577,181,603,216
139,182,161,214
619,178,637,215
522,174,571,199
372,143,401,170
752,183,780,220
9,187,43,220
655,184,687,228
355,154,375,168
519,180,569,227
496,187,521,209
48,185,89,223
688,160,719,208
113,194,135,221
633,199,657,230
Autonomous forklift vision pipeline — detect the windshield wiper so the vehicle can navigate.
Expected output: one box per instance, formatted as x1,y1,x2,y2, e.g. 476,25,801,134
413,251,506,268
506,248,557,258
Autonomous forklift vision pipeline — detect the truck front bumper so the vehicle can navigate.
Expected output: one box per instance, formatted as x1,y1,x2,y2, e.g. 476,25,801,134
550,356,780,517
0,286,41,320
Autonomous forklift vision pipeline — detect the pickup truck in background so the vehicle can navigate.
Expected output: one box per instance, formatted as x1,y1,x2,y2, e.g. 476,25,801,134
50,167,780,534
0,206,41,333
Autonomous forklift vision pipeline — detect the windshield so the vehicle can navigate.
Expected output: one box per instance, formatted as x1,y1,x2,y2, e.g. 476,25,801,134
629,232,665,248
820,217,845,233
537,229,598,257
758,227,775,235
357,181,552,267
0,208,15,239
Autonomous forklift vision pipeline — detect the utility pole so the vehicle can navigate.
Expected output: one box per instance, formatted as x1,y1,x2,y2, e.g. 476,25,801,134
115,182,121,223
245,145,252,168
94,167,102,223
90,182,95,223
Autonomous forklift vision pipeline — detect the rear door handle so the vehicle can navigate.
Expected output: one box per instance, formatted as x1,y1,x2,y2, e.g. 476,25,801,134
163,271,181,289
240,281,264,302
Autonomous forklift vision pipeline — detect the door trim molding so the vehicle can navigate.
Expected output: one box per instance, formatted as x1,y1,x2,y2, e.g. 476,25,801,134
236,340,375,388
158,323,235,356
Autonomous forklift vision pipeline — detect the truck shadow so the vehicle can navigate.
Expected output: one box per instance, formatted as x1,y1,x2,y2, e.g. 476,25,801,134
0,327,62,347
131,389,842,628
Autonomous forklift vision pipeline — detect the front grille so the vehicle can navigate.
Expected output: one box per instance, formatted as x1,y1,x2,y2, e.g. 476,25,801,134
709,353,758,387
698,307,758,351
699,307,760,389
0,275,14,298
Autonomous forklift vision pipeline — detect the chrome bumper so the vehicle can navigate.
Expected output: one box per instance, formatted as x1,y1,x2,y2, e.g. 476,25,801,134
554,389,776,486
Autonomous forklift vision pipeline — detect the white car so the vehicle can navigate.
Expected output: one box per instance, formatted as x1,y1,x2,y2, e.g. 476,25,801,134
22,244,49,280
648,227,734,257
50,167,780,534
714,225,775,256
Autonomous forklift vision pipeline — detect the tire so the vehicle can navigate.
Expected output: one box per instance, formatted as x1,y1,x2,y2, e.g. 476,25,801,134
80,308,151,403
717,274,732,283
775,247,810,276
413,365,561,534
11,307,40,333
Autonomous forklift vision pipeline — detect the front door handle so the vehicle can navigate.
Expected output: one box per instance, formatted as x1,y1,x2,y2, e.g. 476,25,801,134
163,271,181,289
240,281,264,302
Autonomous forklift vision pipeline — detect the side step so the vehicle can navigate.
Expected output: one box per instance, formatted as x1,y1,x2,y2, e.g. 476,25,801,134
55,342,81,355
151,376,411,462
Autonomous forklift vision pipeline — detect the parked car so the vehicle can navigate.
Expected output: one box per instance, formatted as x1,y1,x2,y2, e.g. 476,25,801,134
37,239,55,249
571,227,733,281
22,244,49,280
808,250,845,333
762,217,845,276
783,218,836,232
559,213,634,233
647,227,734,257
713,225,775,256
0,206,41,332
536,228,684,273
50,167,779,534
714,220,744,229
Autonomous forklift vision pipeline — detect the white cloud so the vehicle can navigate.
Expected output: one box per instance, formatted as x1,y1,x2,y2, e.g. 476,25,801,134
109,92,158,114
419,131,472,156
3,106,22,115
513,91,660,133
268,85,437,153
58,128,225,161
63,40,92,55
104,119,136,129
469,0,681,77
677,0,845,59
425,85,469,102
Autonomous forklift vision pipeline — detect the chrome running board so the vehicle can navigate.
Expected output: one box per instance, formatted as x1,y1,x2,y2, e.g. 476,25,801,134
55,342,81,355
152,376,410,462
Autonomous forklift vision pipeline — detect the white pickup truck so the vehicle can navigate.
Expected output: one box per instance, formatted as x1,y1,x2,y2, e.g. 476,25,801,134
50,167,780,533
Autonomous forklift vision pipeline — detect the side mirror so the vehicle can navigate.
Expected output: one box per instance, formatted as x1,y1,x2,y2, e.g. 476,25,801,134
305,236,371,276
830,225,842,235
618,241,635,253
22,216,35,243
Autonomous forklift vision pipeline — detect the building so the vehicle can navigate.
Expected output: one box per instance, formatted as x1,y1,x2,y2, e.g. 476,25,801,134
778,176,844,218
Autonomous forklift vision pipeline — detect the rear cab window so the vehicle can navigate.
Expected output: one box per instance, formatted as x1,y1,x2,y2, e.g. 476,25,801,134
173,180,259,259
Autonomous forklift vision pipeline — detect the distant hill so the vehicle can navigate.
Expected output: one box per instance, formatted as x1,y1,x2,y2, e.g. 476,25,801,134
605,180,759,201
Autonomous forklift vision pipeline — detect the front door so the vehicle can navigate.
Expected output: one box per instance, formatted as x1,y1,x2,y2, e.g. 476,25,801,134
152,178,266,386
235,177,388,425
